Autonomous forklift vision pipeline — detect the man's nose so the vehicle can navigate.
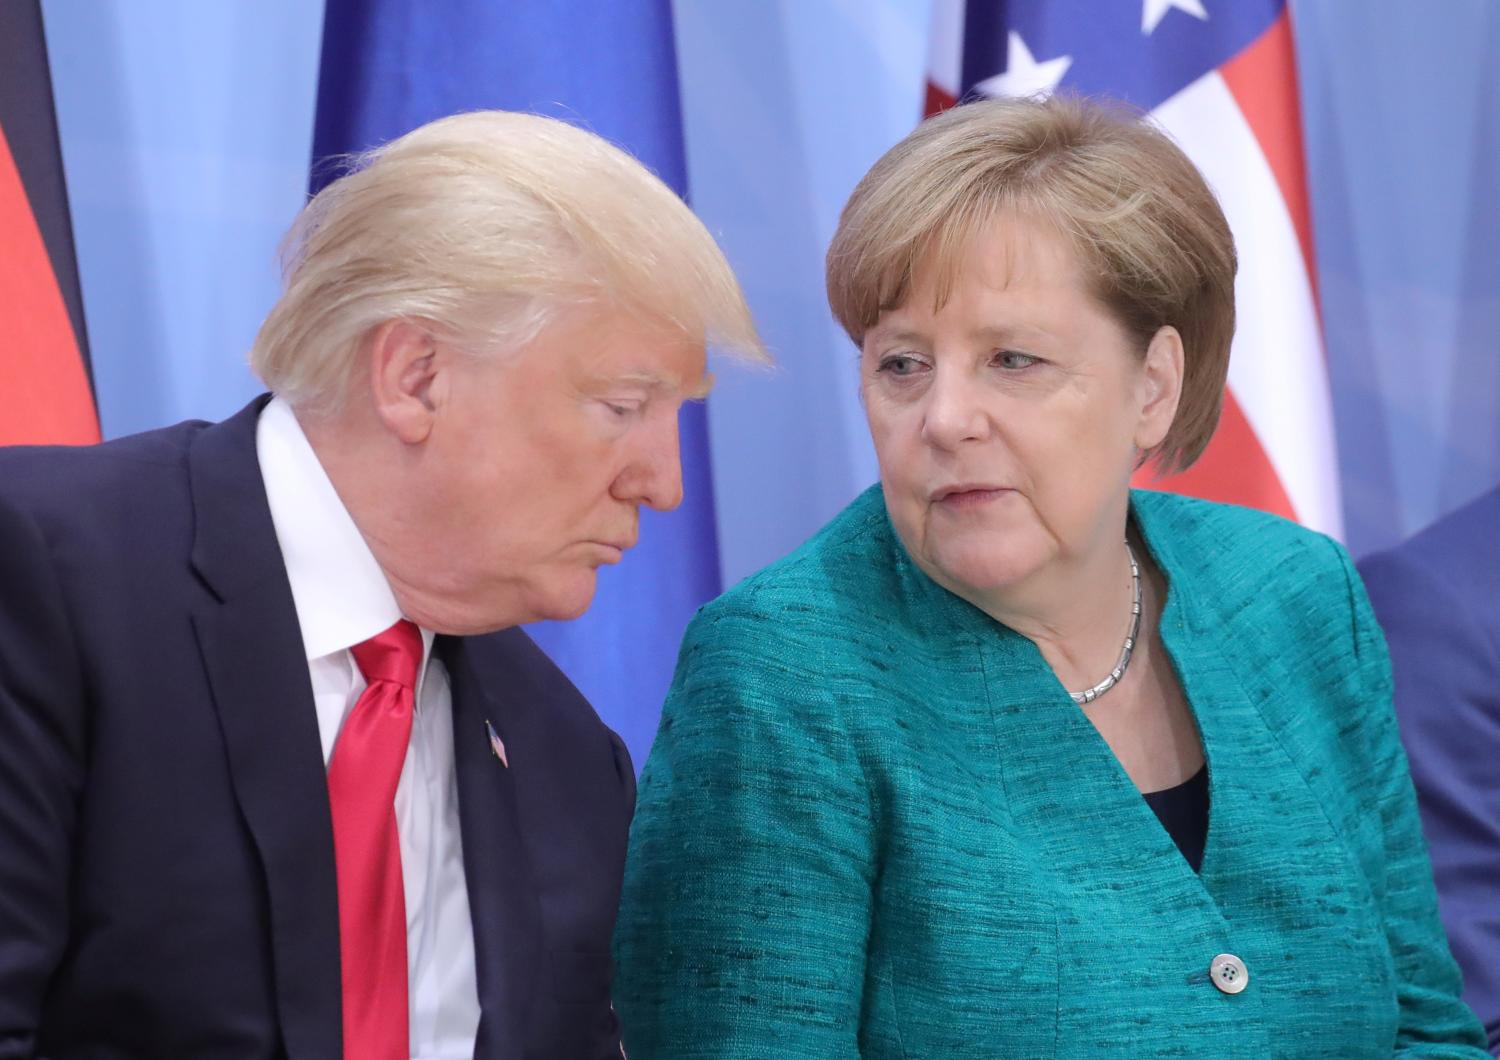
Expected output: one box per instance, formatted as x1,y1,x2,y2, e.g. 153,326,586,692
616,411,684,512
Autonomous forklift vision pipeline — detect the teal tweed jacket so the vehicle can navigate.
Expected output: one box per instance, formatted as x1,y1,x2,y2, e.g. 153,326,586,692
614,487,1487,1057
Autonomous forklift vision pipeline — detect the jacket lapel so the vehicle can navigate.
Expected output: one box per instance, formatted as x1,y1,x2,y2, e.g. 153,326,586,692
188,396,343,1059
442,634,544,1059
906,507,1229,919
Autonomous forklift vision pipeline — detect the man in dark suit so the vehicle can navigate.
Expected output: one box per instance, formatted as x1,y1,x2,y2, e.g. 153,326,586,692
0,110,762,1059
1360,485,1500,1054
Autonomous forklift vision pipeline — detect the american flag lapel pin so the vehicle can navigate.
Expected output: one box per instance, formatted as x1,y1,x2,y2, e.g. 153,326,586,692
485,719,509,768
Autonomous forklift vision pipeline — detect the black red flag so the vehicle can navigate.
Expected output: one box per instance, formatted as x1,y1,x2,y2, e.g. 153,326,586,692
0,0,99,444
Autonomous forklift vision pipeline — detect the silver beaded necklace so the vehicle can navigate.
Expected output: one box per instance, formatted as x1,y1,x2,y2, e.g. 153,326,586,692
1068,541,1142,705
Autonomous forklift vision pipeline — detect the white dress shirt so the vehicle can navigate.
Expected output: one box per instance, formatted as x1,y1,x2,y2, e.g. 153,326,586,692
257,397,480,1059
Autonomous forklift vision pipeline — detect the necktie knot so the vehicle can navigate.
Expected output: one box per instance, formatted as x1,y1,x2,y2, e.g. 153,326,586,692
351,619,423,690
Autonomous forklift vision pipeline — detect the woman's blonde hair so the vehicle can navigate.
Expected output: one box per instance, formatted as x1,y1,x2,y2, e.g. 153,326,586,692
252,110,765,411
826,95,1236,474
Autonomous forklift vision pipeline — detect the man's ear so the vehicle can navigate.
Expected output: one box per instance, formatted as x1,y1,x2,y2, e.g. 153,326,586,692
1135,324,1185,452
367,319,440,444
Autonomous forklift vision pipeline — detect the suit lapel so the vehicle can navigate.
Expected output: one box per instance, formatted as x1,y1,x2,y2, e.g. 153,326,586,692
188,397,343,1060
442,634,544,1059
907,505,1230,924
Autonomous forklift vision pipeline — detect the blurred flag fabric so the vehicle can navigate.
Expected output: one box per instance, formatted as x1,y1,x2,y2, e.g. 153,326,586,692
0,0,98,446
928,0,1341,537
311,0,718,768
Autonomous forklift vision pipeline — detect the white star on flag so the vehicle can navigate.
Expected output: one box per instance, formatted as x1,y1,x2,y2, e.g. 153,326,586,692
1141,0,1209,35
974,31,1072,99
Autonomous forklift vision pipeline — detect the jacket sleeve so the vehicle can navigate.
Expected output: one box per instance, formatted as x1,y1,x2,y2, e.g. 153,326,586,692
612,593,876,1059
608,727,637,825
1338,544,1491,1055
0,496,88,1058
1360,545,1500,1054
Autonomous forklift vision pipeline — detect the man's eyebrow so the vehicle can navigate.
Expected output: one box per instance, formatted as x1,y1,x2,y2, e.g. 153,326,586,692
608,370,716,400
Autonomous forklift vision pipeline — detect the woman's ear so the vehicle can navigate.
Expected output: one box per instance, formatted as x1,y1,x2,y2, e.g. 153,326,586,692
366,319,441,444
1135,325,1185,451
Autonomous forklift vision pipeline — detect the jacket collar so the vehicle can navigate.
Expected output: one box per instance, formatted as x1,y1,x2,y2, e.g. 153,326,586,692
887,487,1205,648
188,395,344,1059
441,633,545,1057
186,397,568,1057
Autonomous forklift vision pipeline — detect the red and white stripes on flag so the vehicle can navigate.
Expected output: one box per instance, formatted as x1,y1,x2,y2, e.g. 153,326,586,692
927,1,1341,538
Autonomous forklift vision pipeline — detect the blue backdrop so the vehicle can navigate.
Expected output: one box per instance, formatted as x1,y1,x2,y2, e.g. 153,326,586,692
38,0,1500,752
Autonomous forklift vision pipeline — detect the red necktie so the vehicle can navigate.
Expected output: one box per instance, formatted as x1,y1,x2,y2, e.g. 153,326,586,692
327,619,422,1060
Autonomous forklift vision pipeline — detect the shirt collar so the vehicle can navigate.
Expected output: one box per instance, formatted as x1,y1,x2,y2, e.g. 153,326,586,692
256,396,434,666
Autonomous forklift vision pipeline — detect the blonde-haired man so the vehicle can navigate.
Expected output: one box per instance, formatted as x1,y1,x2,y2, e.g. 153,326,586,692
0,111,761,1059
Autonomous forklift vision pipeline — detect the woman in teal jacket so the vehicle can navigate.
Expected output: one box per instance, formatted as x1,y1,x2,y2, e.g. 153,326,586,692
614,96,1486,1056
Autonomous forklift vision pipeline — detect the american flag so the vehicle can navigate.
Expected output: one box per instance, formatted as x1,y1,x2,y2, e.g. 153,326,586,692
928,0,1341,538
485,720,509,769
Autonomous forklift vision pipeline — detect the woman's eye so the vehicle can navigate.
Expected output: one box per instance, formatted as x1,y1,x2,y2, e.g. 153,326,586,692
995,350,1037,370
877,354,925,376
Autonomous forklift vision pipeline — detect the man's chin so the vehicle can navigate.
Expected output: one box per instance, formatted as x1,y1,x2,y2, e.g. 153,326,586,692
530,573,600,623
395,572,600,633
540,598,594,623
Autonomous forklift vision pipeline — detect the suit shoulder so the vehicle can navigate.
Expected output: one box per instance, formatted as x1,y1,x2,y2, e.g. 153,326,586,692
0,420,209,520
473,626,595,716
464,626,628,757
1359,485,1500,599
1358,488,1500,681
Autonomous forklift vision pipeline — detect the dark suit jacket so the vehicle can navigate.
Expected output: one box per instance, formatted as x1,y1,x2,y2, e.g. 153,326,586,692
1360,486,1500,1054
0,396,635,1060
